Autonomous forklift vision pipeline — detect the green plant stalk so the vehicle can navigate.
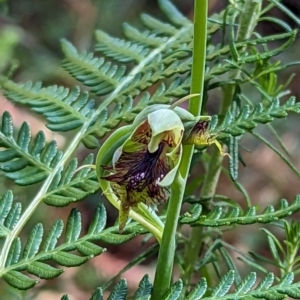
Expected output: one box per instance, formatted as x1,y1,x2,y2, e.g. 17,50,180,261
152,0,208,299
181,147,223,291
181,0,262,295
152,175,185,298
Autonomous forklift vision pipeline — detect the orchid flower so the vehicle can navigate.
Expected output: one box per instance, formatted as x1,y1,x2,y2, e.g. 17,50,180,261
93,94,228,241
183,119,230,157
96,108,184,240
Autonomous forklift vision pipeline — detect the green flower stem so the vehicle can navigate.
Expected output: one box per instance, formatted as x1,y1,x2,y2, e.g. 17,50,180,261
152,0,208,299
181,0,262,295
189,0,207,115
152,175,184,298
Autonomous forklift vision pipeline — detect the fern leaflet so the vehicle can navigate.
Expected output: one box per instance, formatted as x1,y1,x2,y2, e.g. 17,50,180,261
0,202,147,290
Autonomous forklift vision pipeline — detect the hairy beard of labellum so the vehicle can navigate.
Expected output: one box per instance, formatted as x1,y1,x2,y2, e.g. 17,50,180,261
102,142,172,205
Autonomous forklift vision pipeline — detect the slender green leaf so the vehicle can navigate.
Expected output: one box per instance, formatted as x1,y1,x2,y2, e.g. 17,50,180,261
65,209,81,244
107,279,127,300
22,223,43,260
3,270,38,290
133,274,152,300
27,261,63,279
52,251,89,267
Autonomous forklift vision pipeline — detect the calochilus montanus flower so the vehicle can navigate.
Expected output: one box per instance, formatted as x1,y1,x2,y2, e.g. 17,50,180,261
96,107,184,240
86,94,229,241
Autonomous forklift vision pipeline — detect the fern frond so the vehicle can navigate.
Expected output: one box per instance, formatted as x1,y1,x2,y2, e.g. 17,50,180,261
121,3,193,49
62,271,300,300
2,72,190,149
206,31,296,62
94,6,194,64
1,9,294,152
83,78,190,146
207,30,297,87
61,40,126,96
89,288,103,300
0,111,63,185
63,37,192,100
0,111,99,196
243,220,300,277
44,154,99,206
107,279,128,300
211,97,300,139
0,191,20,238
162,280,183,300
1,79,95,132
120,57,191,97
1,76,188,150
180,196,300,227
0,202,147,290
133,273,153,299
158,0,191,26
1,4,295,148
62,5,194,99
123,23,175,48
184,271,300,300
141,13,179,36
95,30,150,63
61,275,151,300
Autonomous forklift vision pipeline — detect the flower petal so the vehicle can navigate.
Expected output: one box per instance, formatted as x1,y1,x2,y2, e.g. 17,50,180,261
132,103,198,127
96,126,165,239
159,144,182,187
147,108,184,153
